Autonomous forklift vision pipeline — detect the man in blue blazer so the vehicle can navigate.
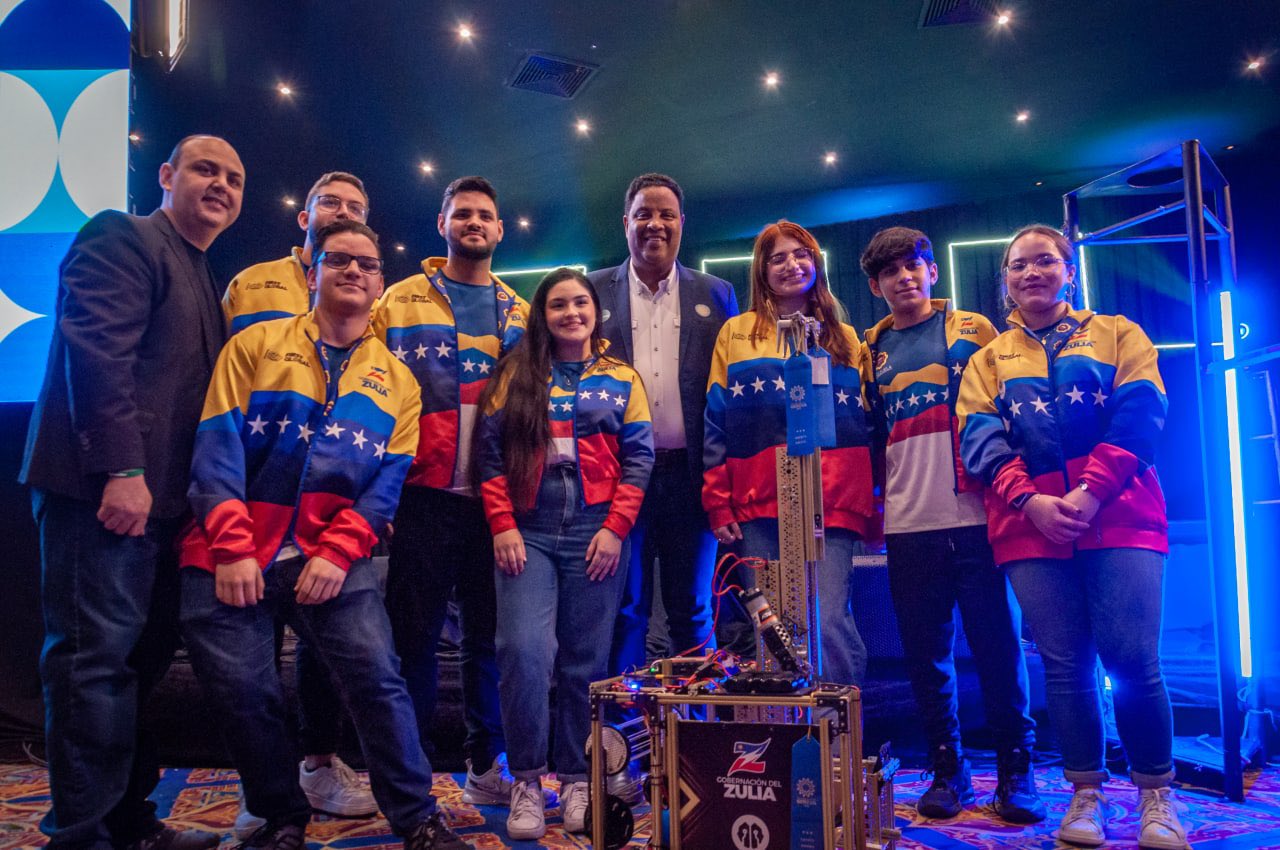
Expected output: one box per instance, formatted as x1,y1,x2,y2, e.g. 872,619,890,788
588,173,738,673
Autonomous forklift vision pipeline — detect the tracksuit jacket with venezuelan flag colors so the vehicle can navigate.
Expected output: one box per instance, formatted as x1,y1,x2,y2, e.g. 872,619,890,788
956,307,1168,565
702,313,874,537
371,258,527,490
862,300,997,534
222,248,310,335
183,313,421,572
475,355,655,539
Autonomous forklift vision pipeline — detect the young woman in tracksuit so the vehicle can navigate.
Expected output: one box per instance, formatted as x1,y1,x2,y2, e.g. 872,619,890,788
473,267,654,841
703,220,874,686
957,225,1185,850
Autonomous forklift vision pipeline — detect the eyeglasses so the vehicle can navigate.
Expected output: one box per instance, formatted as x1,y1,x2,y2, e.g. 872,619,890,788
317,251,383,275
766,247,816,268
312,194,369,220
1005,256,1070,276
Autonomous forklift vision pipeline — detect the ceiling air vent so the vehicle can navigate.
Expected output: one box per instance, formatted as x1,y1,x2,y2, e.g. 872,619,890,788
919,0,1001,27
507,52,599,99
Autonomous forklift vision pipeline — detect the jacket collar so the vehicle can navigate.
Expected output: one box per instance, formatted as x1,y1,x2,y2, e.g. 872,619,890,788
1005,305,1094,330
865,298,951,345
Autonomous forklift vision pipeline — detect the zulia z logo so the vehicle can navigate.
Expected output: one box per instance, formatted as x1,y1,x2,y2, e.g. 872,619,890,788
728,739,770,776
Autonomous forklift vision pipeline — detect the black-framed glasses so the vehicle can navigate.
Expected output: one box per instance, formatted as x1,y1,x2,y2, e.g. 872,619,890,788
766,247,816,268
312,194,369,220
317,251,383,275
1005,256,1069,276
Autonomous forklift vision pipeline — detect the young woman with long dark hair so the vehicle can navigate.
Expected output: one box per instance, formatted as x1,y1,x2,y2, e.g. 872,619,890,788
473,267,654,840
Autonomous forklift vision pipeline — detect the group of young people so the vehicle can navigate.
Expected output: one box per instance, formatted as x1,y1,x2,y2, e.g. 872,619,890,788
23,132,1187,850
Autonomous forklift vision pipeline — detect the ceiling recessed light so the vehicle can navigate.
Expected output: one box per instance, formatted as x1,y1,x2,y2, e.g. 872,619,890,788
458,24,473,40
1246,58,1263,71
128,132,140,143
823,151,838,166
764,71,780,89
1225,144,1236,150
1015,110,1030,123
277,83,293,96
283,197,297,208
1035,180,1044,186
576,119,591,135
996,11,1011,25
518,217,531,229
395,243,406,252
419,161,434,175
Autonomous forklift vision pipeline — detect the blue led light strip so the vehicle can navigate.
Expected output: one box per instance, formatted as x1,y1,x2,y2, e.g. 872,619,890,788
1219,290,1252,678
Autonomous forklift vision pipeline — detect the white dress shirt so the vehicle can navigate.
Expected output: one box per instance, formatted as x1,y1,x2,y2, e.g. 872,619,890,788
628,263,685,450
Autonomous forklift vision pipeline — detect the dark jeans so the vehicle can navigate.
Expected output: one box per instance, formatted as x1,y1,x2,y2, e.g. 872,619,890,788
496,465,627,784
180,558,436,834
885,525,1035,753
1006,548,1174,787
385,486,504,768
34,489,181,849
295,636,344,756
610,451,716,672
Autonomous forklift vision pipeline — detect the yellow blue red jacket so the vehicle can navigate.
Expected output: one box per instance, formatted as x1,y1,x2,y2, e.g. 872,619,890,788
957,308,1168,564
702,313,874,536
222,248,310,335
862,300,997,497
181,313,421,572
476,355,655,539
372,258,527,490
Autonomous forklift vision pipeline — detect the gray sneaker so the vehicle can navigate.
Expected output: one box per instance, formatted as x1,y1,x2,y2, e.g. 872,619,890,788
462,755,558,808
234,792,267,841
298,756,377,817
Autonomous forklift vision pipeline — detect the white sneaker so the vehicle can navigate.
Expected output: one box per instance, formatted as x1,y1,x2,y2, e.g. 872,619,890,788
462,755,558,808
1138,787,1189,849
233,791,266,841
506,780,546,840
298,756,378,817
1058,787,1109,847
560,781,589,834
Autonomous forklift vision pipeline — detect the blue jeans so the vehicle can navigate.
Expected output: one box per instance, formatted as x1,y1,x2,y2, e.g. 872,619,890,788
496,466,628,784
886,525,1035,753
738,518,868,686
385,486,504,768
1005,548,1174,787
611,451,717,672
34,490,182,849
180,558,437,835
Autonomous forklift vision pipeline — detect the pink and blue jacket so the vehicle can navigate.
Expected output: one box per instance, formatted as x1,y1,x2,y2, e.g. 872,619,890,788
476,355,654,539
181,313,421,572
957,308,1169,564
702,313,874,537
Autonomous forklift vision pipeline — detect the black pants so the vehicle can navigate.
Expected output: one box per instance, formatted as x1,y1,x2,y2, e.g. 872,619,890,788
385,486,504,767
885,524,1035,752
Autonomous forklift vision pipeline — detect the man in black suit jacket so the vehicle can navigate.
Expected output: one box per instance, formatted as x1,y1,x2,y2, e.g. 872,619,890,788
589,173,738,673
21,135,244,850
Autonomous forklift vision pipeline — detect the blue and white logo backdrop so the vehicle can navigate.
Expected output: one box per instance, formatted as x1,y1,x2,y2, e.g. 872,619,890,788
0,0,130,401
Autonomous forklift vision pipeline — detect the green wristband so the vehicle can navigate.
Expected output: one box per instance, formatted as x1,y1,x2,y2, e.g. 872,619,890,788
108,468,145,479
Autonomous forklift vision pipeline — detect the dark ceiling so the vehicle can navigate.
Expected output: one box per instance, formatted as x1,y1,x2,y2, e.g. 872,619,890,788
130,0,1280,271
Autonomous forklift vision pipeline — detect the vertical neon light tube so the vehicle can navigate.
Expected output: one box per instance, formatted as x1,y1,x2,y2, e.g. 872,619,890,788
1219,290,1252,678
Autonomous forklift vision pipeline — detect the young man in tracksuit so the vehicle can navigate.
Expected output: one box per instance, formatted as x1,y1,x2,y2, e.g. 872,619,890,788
860,227,1044,824
179,220,470,850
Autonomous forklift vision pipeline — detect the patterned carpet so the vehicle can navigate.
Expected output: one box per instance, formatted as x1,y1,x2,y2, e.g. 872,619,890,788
2,761,1278,849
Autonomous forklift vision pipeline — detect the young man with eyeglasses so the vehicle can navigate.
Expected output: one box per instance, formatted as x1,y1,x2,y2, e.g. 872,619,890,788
223,172,370,334
220,172,378,835
372,177,546,810
860,226,1044,825
179,220,471,850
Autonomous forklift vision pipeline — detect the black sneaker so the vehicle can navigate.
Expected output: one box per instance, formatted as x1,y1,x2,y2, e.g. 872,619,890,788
234,821,305,850
405,811,470,850
124,825,219,850
993,747,1047,824
917,743,975,819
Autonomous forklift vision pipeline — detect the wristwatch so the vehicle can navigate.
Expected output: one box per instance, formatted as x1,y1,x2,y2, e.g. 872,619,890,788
1077,481,1090,493
1010,492,1035,511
